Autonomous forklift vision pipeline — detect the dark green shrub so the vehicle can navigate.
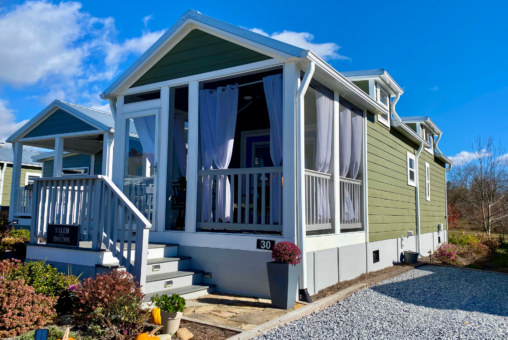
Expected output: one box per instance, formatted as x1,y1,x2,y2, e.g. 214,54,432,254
151,293,186,313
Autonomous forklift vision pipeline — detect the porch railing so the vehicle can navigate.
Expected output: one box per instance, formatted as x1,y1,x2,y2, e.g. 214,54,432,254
305,169,333,231
14,187,34,217
339,176,362,230
30,175,151,288
197,167,283,233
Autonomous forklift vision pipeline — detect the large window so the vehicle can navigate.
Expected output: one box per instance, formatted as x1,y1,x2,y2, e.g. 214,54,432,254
407,152,416,187
425,162,431,201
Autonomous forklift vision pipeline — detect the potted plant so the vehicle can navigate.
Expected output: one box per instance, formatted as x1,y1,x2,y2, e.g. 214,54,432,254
150,293,186,335
267,241,301,309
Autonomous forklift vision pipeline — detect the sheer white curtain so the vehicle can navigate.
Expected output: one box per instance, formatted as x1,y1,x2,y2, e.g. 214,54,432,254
315,89,333,220
174,115,187,177
263,75,283,223
339,106,354,221
212,85,239,222
133,116,156,165
199,90,217,222
199,85,239,222
349,109,363,220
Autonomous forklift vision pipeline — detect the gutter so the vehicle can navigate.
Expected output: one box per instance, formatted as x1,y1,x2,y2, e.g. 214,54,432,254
297,61,315,299
0,162,6,208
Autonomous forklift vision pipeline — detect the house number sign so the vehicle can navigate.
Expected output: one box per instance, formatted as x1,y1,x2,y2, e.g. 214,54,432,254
47,224,79,247
257,239,275,251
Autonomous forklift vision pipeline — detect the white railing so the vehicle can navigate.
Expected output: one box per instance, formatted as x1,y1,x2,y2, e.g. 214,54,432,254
30,175,152,288
14,187,34,217
340,176,362,230
197,167,283,233
305,169,333,231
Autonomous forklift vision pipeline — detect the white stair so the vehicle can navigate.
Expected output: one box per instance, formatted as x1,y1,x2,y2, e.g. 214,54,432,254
98,243,215,300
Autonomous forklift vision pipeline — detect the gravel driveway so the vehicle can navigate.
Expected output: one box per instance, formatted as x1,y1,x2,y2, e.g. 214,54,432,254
255,266,508,339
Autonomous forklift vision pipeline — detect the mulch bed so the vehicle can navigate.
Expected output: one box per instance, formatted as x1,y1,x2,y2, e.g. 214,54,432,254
180,320,240,340
311,264,416,301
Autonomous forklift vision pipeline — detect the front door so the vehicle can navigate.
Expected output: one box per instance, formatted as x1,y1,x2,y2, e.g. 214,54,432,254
123,110,159,228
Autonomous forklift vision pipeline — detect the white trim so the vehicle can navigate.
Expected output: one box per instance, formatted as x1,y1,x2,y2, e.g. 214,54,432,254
121,108,160,120
425,162,431,201
333,91,340,234
0,162,7,207
123,99,161,113
122,59,283,96
185,81,200,233
8,143,23,221
407,152,416,187
53,137,64,177
112,96,126,188
376,82,390,128
24,172,41,185
362,109,369,242
157,87,171,232
306,231,366,252
102,132,114,178
19,130,105,143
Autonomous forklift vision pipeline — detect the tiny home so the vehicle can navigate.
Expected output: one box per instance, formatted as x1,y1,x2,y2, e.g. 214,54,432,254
8,10,452,299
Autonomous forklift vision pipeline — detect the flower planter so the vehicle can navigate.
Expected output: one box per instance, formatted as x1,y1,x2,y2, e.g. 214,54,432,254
267,261,299,309
404,251,419,264
160,311,183,334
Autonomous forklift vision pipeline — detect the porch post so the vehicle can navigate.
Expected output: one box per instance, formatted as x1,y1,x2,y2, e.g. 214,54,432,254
282,62,299,241
185,81,199,233
53,137,64,177
333,92,341,234
112,96,125,189
157,86,171,232
8,142,23,221
102,132,114,178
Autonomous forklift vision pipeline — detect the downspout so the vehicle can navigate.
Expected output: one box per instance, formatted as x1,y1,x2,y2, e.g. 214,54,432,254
0,162,6,208
109,99,117,119
415,142,424,256
297,61,315,299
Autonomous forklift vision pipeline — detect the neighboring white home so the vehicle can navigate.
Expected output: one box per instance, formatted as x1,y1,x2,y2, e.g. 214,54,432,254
7,10,452,300
0,145,42,224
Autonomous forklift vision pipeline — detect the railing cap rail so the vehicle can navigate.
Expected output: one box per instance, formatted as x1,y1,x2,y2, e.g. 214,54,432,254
34,175,102,181
198,166,282,175
339,176,362,185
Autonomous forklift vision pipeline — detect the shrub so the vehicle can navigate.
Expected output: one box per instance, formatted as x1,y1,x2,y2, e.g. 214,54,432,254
0,279,56,338
475,233,501,252
56,285,80,315
9,228,30,242
0,259,68,297
151,293,186,313
74,270,148,338
17,326,84,340
449,231,480,247
272,241,301,265
435,243,460,265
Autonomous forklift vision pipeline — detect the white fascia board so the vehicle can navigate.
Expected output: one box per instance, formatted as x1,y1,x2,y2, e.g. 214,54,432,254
101,9,304,99
7,101,110,143
304,52,390,116
435,151,453,165
392,120,430,148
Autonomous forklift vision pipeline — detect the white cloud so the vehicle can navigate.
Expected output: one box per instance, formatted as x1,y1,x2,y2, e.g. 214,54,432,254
142,15,153,27
250,28,349,61
0,99,28,143
449,149,490,166
430,85,439,91
105,29,165,67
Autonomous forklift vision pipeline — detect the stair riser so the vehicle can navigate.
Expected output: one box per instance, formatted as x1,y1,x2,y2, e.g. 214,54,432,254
147,259,191,274
144,273,203,294
101,246,179,265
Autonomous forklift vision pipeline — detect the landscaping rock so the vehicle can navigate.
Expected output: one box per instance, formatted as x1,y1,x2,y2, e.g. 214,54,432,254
176,328,193,340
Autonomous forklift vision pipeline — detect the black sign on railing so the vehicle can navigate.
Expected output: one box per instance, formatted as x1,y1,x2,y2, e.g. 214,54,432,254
47,224,79,247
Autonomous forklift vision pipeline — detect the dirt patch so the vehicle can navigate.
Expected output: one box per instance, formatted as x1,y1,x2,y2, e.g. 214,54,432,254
180,319,240,340
311,264,416,301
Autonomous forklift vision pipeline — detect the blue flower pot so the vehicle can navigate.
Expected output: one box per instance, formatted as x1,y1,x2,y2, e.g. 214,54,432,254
267,261,300,309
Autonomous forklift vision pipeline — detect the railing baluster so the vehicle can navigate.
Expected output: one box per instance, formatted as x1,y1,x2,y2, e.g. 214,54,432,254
104,188,113,250
269,172,273,225
118,204,126,266
245,174,250,224
261,173,266,225
278,172,282,225
253,174,258,225
126,214,134,272
230,174,235,224
84,180,93,240
208,175,213,223
238,174,243,224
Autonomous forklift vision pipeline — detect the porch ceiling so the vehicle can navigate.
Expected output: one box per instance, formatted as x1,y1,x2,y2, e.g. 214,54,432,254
22,135,104,155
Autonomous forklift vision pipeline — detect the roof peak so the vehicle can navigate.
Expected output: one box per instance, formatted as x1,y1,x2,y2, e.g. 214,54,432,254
59,100,112,116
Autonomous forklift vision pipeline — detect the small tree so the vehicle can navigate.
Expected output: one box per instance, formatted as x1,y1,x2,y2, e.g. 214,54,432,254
450,137,508,234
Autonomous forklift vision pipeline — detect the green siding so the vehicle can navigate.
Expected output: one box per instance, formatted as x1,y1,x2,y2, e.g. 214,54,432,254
353,80,369,95
43,154,92,177
25,109,96,138
132,29,272,88
419,151,447,234
1,164,41,207
367,112,419,242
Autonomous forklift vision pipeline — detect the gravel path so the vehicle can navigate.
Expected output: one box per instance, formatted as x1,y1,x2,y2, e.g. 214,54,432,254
255,266,508,339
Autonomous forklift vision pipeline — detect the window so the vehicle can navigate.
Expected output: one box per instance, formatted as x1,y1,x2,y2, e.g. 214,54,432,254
425,162,431,201
373,250,380,263
422,127,434,154
407,152,416,187
376,83,390,128
25,172,41,185
62,167,89,176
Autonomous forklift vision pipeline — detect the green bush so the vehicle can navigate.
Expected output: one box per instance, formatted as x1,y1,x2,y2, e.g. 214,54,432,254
151,293,186,313
9,228,30,242
449,231,480,247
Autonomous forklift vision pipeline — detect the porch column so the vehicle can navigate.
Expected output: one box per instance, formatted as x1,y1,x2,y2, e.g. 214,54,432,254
282,62,299,241
53,137,64,177
102,132,114,178
157,86,171,232
185,81,199,233
112,96,125,189
8,142,23,221
333,92,341,234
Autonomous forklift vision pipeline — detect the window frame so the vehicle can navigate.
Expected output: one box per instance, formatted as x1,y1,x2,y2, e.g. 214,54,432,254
422,126,434,154
407,152,416,187
25,172,41,185
376,83,390,128
425,162,431,201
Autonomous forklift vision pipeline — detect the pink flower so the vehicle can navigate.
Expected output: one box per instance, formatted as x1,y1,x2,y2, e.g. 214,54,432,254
451,257,455,260
69,285,77,291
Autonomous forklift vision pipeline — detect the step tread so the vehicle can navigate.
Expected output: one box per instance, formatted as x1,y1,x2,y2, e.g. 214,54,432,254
147,256,191,265
144,284,216,301
146,269,204,282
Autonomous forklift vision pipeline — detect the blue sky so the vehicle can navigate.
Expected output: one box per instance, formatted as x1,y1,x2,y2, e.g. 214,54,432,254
0,0,507,164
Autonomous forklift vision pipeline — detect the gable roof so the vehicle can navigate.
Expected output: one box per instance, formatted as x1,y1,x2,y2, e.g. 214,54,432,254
400,116,442,134
7,100,114,143
101,9,306,99
342,68,403,95
0,147,42,166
